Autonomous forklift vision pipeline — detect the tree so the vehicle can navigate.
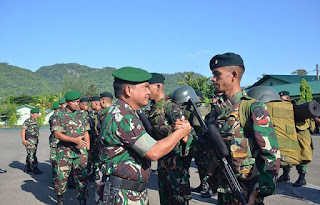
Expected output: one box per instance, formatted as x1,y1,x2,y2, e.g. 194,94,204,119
292,69,308,75
85,83,99,98
178,72,215,103
2,103,19,127
299,78,313,103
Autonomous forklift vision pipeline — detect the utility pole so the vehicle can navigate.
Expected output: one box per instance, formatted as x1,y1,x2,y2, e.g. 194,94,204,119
317,64,319,81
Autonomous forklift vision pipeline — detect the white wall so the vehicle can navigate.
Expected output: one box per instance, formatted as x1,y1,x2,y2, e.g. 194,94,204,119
16,107,32,125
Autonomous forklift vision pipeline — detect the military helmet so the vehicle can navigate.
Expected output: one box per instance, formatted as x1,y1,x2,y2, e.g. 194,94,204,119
247,86,281,103
171,86,200,104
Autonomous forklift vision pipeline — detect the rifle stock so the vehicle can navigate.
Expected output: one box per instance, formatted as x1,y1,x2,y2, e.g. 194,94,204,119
187,98,247,204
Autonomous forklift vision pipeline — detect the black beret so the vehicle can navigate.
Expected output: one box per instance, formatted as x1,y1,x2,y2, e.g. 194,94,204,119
100,92,113,98
279,91,290,96
79,98,89,103
210,52,244,70
90,96,100,102
149,73,165,84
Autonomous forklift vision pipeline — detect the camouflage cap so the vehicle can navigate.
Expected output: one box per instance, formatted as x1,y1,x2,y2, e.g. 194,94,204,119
30,107,40,113
52,101,60,110
149,73,165,84
90,96,100,102
279,91,290,96
112,66,152,83
100,92,113,98
58,96,66,104
210,52,244,70
65,90,82,101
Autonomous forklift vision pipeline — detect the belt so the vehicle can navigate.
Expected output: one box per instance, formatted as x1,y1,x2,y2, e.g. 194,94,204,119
104,175,148,192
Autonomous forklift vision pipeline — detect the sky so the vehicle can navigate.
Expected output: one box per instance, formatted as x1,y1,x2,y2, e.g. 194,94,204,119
0,0,319,87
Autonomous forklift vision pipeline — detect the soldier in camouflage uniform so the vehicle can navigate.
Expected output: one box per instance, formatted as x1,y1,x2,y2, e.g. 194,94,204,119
209,53,281,204
59,96,67,109
49,101,61,181
87,96,102,181
97,67,192,205
148,73,194,204
21,107,42,174
52,90,91,205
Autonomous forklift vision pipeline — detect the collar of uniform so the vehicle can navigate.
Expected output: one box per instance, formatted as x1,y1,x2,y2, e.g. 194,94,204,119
152,96,170,109
223,90,245,106
63,105,80,114
117,98,137,116
30,117,37,123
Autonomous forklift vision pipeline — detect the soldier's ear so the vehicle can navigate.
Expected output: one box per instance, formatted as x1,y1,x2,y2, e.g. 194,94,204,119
124,85,133,97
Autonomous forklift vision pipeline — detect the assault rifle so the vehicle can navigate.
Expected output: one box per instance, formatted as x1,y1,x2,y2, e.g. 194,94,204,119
186,98,247,205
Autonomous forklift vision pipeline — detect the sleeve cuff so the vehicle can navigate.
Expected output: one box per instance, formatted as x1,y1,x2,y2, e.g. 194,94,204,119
52,126,64,132
132,132,157,157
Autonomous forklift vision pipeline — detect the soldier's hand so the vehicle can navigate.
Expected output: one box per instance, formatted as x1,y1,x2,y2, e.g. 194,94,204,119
74,136,87,148
22,140,27,146
173,116,187,130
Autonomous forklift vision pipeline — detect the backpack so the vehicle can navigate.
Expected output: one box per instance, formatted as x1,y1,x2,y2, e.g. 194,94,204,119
239,97,300,167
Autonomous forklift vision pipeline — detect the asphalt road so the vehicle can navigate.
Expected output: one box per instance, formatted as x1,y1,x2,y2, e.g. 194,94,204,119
0,128,319,205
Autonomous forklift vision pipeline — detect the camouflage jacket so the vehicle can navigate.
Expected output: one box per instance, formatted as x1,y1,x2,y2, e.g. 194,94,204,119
49,109,60,146
148,96,194,157
212,91,281,196
99,106,112,125
99,99,157,182
23,117,39,140
51,106,90,147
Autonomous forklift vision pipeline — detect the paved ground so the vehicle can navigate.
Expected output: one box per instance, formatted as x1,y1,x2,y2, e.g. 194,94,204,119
0,128,319,204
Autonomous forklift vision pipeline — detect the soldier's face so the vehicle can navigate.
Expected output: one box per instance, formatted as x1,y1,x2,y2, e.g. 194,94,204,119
281,95,290,101
31,113,39,120
67,99,80,111
91,101,101,110
130,82,150,107
211,67,233,92
60,103,67,109
148,83,159,101
79,102,89,110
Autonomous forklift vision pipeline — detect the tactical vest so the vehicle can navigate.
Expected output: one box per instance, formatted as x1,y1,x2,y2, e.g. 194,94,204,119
240,98,312,166
214,97,255,180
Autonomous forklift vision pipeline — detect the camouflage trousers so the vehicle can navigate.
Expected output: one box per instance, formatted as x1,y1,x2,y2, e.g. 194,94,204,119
25,138,38,168
54,146,88,199
217,180,264,205
158,157,191,205
49,136,59,180
95,183,149,205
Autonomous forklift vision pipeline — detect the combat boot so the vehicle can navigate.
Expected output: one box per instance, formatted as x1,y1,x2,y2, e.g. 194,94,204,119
57,195,64,205
24,164,32,173
293,173,306,187
33,166,43,174
191,185,202,193
277,168,290,182
79,199,86,205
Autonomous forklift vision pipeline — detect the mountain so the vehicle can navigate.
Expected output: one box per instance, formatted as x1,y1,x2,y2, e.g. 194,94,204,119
0,62,205,98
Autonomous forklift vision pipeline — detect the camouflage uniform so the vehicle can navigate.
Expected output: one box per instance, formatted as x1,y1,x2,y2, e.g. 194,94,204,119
87,109,101,176
52,106,90,199
148,96,194,205
23,117,40,169
49,109,60,180
98,99,157,205
211,91,281,204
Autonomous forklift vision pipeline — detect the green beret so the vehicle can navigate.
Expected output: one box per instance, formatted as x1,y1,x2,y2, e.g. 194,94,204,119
210,52,244,70
80,98,89,103
100,92,113,98
65,90,82,101
58,97,66,104
90,96,100,101
149,73,165,84
30,107,40,113
279,91,290,96
112,66,152,83
52,101,60,110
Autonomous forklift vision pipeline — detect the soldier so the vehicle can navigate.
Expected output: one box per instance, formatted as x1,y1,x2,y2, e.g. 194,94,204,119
209,52,281,204
59,97,67,109
80,98,90,111
176,88,214,198
49,101,61,181
100,92,113,110
97,66,192,204
21,107,42,174
88,96,102,181
148,73,194,204
277,91,313,187
52,90,90,205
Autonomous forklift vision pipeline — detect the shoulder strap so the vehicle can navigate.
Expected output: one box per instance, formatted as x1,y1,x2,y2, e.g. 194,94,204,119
239,96,256,128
